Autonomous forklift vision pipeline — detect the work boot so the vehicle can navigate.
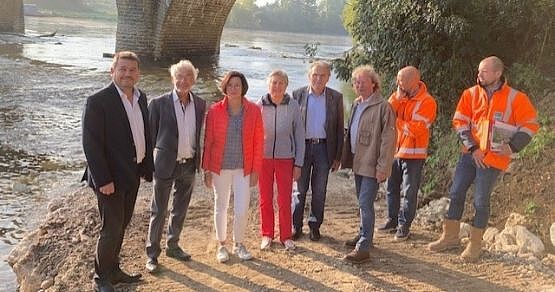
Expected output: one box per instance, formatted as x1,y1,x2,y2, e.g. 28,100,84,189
427,219,461,252
460,226,484,262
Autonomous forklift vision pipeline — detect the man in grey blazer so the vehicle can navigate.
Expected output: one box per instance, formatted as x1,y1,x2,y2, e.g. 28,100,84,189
292,61,344,241
145,60,206,273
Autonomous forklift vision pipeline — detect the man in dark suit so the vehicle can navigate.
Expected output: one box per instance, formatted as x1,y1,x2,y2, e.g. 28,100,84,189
145,60,206,273
82,51,153,292
292,61,344,241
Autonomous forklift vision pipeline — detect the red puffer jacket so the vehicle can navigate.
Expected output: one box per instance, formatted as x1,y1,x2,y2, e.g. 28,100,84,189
202,95,263,176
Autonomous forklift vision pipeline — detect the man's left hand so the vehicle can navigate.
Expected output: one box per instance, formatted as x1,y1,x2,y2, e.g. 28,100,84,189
330,160,340,172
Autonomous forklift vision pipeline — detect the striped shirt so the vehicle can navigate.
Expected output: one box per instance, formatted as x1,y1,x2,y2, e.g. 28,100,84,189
221,108,244,169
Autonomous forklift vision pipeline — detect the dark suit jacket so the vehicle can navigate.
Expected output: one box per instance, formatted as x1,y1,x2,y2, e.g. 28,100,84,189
148,91,206,179
82,82,153,191
292,86,344,164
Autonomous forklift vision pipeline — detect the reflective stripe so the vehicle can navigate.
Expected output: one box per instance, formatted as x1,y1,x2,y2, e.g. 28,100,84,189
453,112,471,123
397,147,427,154
455,125,470,133
519,127,535,137
503,88,518,122
412,100,422,118
403,123,409,135
413,113,431,127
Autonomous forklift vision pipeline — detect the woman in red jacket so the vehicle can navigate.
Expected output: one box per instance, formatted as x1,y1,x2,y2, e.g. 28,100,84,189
202,71,263,263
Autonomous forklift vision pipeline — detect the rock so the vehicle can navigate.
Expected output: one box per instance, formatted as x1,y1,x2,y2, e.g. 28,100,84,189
414,197,450,229
483,227,500,246
550,222,555,247
514,225,545,256
459,222,471,239
41,277,54,290
505,213,530,229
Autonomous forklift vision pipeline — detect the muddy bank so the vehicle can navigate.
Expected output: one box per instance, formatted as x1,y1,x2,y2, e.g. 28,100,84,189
8,173,555,291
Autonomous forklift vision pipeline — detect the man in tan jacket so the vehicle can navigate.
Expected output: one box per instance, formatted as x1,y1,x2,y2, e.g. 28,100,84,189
341,65,396,263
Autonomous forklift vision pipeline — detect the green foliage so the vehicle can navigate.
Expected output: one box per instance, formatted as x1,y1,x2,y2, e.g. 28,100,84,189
304,41,320,60
507,63,553,102
524,200,539,216
420,120,460,199
517,114,555,161
334,0,555,198
334,0,555,110
226,0,347,34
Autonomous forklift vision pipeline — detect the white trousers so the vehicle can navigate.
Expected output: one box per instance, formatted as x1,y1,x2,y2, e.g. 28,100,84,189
212,169,251,243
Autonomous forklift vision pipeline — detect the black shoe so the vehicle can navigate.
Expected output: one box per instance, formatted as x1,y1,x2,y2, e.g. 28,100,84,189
111,269,142,284
377,219,398,233
166,246,191,261
292,228,303,240
309,228,321,241
344,234,361,247
94,280,115,292
394,225,410,241
145,258,158,273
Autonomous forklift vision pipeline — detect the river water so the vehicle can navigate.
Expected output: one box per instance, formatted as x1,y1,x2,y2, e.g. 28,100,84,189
0,16,352,290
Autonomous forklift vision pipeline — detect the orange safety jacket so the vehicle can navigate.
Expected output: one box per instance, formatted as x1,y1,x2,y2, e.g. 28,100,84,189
452,81,539,171
388,81,437,159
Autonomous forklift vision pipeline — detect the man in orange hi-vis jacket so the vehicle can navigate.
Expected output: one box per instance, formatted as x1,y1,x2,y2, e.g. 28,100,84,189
378,66,437,242
428,56,539,262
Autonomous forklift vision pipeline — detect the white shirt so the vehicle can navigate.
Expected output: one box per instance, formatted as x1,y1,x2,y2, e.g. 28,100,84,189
173,90,196,160
115,84,146,164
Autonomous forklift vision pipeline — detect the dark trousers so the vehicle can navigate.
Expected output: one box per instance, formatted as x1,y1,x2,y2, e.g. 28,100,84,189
146,160,195,259
386,158,425,228
94,177,139,282
293,142,330,231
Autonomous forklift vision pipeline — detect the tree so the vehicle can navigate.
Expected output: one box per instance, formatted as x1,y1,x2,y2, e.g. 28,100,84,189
334,0,555,112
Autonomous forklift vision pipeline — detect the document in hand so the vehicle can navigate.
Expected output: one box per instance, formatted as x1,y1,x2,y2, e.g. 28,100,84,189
490,120,517,150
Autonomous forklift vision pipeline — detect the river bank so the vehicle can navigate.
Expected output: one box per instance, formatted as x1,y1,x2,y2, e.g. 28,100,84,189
8,172,555,291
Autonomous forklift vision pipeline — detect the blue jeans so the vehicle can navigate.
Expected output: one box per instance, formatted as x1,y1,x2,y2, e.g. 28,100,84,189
354,175,378,251
446,153,500,229
293,143,330,231
386,158,425,228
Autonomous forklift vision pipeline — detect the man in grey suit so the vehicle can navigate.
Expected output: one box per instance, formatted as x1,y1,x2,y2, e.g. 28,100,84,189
145,60,206,273
292,61,344,241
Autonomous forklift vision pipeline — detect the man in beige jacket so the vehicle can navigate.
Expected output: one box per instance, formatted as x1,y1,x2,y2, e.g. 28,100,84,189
341,65,396,263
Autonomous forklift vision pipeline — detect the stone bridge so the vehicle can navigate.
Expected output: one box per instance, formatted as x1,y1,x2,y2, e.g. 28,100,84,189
116,0,236,60
0,0,24,33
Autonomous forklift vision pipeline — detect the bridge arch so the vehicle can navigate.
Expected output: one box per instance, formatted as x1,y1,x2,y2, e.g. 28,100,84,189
116,0,236,60
0,0,24,33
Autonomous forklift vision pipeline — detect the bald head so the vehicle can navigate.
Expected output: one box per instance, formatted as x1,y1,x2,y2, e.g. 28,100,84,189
396,66,421,97
480,56,504,73
478,56,504,87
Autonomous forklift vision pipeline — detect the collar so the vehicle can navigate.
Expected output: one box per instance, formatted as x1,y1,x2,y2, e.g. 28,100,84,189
114,83,140,103
308,86,326,97
172,90,193,106
261,93,291,106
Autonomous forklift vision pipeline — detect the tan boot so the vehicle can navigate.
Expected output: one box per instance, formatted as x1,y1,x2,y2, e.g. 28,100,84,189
427,219,461,252
460,226,484,262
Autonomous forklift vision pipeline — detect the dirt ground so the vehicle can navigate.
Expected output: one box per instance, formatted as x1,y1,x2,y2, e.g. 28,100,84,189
10,170,555,292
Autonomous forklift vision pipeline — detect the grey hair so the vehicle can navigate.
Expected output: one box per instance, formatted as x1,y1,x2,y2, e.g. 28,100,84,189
169,60,199,81
352,64,381,92
267,69,289,86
